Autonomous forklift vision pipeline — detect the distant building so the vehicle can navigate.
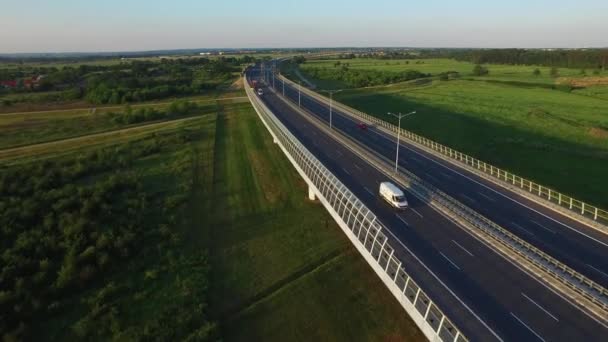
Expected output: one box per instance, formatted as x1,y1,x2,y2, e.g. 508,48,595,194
0,80,17,88
0,75,44,89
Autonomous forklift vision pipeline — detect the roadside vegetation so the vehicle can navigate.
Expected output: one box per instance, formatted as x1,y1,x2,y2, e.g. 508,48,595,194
208,102,423,341
288,54,608,207
1,63,424,340
0,100,215,150
0,56,253,112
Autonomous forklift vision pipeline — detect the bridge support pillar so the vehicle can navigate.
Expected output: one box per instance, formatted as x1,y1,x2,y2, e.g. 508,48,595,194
308,185,317,201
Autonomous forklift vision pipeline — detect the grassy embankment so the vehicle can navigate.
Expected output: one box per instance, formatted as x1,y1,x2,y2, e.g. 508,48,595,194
208,102,423,341
293,58,608,208
1,94,423,340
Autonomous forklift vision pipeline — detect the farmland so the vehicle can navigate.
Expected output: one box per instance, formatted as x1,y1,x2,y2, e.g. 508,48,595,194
0,66,423,340
291,57,608,207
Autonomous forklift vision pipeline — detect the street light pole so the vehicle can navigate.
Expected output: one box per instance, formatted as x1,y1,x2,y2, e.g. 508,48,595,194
298,81,301,107
387,111,416,173
282,77,285,96
326,90,342,129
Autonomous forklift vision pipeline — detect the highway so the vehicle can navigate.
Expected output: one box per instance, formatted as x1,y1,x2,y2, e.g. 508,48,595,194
276,72,608,290
247,66,608,341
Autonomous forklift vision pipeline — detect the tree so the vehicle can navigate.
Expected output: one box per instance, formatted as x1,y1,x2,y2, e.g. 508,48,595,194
533,68,541,76
550,67,559,77
472,64,489,76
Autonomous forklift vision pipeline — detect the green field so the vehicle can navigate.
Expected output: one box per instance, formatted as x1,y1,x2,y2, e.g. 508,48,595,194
209,102,423,341
291,58,608,208
1,87,423,340
301,58,607,86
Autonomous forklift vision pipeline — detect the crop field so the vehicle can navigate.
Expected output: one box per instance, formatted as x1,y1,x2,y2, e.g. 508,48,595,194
1,83,423,340
292,58,608,207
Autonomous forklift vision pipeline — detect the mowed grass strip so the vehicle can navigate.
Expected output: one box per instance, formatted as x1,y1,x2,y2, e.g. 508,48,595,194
209,102,424,341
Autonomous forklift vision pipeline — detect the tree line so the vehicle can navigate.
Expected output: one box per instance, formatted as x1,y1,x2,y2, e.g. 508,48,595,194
1,56,257,106
304,64,430,88
450,49,608,70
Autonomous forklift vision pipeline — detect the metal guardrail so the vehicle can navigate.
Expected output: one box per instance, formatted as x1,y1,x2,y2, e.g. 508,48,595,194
273,73,608,318
245,72,467,342
278,74,608,227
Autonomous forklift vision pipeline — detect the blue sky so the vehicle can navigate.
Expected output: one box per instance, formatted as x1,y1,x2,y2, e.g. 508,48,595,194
1,0,607,53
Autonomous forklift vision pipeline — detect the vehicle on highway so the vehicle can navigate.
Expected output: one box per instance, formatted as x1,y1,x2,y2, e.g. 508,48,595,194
357,122,367,130
379,182,408,209
257,88,264,96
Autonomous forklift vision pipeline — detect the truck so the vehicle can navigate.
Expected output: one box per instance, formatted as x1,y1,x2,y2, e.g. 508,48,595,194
379,182,408,209
251,80,258,89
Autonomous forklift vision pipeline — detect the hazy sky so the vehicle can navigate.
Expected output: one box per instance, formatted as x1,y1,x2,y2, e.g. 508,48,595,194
1,0,607,53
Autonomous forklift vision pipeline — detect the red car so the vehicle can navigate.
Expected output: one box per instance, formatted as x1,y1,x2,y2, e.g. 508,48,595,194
357,122,367,130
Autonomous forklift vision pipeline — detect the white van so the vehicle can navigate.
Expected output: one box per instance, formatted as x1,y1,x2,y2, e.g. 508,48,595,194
379,182,408,209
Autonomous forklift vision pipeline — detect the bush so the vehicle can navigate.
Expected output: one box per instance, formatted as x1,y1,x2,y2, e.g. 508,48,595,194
472,64,489,76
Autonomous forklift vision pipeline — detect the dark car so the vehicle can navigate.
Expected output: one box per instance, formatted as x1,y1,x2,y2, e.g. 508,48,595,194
357,122,367,130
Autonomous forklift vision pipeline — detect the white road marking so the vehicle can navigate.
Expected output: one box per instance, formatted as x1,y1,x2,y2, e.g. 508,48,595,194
354,163,362,171
342,168,350,175
396,214,410,226
587,264,608,278
521,293,559,322
411,156,422,163
440,252,461,270
383,228,504,340
305,105,608,330
460,194,476,204
511,222,535,236
364,187,374,196
531,220,556,234
411,208,424,218
510,312,546,342
452,240,475,257
440,171,453,179
477,192,496,202
336,150,343,157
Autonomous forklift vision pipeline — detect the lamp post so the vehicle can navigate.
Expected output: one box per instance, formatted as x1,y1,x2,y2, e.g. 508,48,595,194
387,111,416,173
324,90,343,129
298,81,301,107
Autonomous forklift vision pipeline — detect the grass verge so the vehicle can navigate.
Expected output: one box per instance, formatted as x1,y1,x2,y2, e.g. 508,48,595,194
208,102,424,341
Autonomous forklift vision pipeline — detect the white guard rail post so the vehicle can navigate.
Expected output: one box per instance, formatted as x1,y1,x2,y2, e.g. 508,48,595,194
244,72,467,342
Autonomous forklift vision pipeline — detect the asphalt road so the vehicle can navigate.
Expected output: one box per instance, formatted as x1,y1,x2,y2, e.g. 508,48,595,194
247,67,608,341
277,72,608,290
